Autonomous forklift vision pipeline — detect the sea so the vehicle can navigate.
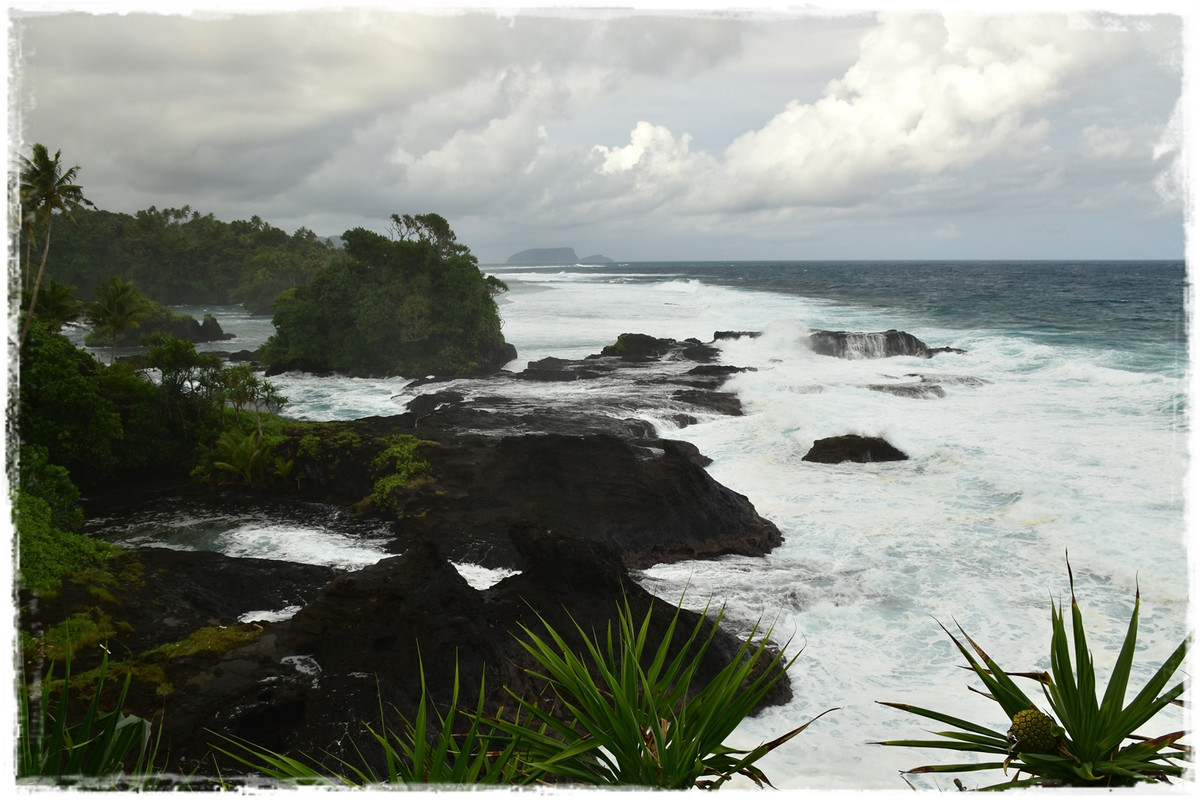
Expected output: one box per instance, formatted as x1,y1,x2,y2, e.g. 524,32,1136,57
78,259,1192,792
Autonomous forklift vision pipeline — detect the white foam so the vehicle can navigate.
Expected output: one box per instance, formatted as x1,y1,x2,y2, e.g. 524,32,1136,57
168,270,1189,791
453,562,518,590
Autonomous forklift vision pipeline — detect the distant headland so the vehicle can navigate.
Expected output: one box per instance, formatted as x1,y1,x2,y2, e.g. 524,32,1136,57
506,247,614,265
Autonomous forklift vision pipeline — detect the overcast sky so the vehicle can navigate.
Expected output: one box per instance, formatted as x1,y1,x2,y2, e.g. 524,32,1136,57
7,1,1191,263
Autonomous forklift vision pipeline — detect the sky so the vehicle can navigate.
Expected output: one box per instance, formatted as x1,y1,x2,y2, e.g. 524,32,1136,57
5,1,1193,264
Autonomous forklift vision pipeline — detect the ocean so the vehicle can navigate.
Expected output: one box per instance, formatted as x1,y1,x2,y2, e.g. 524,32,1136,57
82,259,1191,791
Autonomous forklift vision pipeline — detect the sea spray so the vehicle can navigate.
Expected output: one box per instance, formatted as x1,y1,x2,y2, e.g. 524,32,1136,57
83,260,1187,790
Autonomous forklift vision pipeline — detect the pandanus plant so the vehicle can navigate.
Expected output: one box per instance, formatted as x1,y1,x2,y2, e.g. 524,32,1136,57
213,595,833,789
877,562,1190,789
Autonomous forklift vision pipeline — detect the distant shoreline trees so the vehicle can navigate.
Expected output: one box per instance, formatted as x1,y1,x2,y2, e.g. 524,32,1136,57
24,202,347,312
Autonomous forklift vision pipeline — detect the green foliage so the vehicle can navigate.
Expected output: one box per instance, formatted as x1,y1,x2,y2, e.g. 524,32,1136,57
14,493,121,597
22,610,127,664
18,651,163,787
365,435,433,513
84,276,153,363
214,663,536,787
18,143,94,349
138,624,265,691
876,564,1190,789
260,215,510,377
484,274,509,296
297,433,321,459
17,321,125,481
18,444,84,533
26,278,86,333
214,596,821,789
207,428,269,485
39,204,344,306
498,595,828,789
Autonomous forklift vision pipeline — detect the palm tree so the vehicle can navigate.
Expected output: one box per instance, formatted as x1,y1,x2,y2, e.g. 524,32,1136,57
17,143,94,349
29,279,86,334
85,277,151,364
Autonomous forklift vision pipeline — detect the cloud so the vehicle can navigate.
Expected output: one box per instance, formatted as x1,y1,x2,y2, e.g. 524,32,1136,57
10,7,1184,258
578,12,1181,221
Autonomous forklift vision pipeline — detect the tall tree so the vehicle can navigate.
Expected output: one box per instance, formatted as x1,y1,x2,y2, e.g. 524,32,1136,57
18,143,94,349
84,277,151,364
30,279,86,334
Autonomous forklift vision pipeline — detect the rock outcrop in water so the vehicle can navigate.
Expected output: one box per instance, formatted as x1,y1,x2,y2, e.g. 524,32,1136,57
801,434,909,463
25,330,792,780
808,329,935,359
28,527,791,780
307,420,780,569
274,332,778,569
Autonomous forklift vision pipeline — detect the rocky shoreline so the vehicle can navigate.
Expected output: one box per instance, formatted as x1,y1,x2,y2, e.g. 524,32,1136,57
23,327,960,780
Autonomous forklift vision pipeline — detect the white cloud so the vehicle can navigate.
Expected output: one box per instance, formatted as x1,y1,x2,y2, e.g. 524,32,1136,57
1151,97,1184,210
9,7,1185,258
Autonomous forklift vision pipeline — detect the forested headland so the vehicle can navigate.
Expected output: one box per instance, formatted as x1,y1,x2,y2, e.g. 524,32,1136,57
27,203,514,376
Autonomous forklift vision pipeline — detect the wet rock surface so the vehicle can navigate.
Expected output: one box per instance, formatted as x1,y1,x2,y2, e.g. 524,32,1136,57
275,332,781,569
27,331,797,781
53,530,792,779
802,434,909,464
808,328,963,359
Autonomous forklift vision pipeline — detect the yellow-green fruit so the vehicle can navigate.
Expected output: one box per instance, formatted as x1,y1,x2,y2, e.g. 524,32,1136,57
1008,708,1063,754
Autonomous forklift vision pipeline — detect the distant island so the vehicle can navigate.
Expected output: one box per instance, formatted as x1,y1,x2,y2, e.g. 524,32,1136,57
506,247,613,265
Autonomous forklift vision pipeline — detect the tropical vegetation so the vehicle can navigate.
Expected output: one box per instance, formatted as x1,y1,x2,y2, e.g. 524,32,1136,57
259,213,511,377
877,562,1189,789
17,143,94,349
215,596,825,789
10,143,1190,792
26,203,345,310
18,650,163,788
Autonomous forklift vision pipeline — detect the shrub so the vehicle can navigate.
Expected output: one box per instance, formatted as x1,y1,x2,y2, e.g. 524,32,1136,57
877,563,1189,789
18,649,163,787
15,492,119,597
497,595,831,789
210,595,826,789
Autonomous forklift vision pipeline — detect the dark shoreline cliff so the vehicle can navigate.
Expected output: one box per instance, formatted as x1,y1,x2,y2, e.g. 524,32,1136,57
22,326,958,780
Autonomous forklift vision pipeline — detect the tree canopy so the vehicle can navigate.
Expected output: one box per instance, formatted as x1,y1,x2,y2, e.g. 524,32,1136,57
29,204,345,310
260,215,514,377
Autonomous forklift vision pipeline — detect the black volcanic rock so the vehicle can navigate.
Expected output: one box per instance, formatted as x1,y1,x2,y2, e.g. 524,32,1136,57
121,530,793,778
372,426,781,569
671,389,743,416
867,383,947,399
600,333,679,362
105,311,235,347
809,329,932,359
23,320,804,783
802,434,909,463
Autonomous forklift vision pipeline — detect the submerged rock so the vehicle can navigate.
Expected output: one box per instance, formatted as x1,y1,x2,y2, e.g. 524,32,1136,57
802,434,909,463
867,383,947,399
